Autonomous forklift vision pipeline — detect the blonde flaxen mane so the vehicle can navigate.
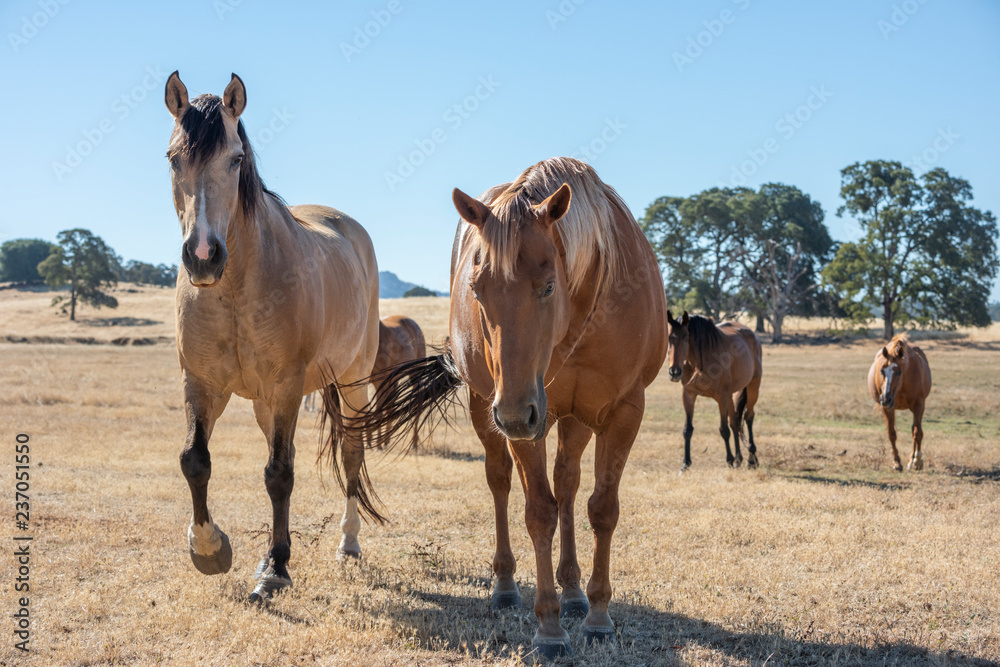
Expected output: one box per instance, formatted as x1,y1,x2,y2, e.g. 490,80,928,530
475,157,627,294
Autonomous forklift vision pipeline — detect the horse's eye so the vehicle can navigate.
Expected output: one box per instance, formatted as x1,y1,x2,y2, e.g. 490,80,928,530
470,283,479,301
231,155,244,169
540,281,555,299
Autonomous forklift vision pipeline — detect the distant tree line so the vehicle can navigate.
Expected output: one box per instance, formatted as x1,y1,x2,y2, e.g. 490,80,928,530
642,160,998,341
0,231,178,321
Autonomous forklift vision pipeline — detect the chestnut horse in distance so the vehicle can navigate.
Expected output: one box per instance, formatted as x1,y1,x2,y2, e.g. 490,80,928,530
867,335,931,471
666,311,762,471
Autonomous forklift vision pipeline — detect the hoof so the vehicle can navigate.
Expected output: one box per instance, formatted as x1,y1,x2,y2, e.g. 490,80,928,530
490,589,522,611
560,597,590,620
747,454,758,469
189,530,232,575
250,572,292,601
531,639,573,661
893,462,903,472
679,463,690,476
336,547,362,561
582,626,616,645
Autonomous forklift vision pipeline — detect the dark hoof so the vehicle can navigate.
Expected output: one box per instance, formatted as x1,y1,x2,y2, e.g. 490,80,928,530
531,640,573,661
189,530,232,575
490,589,522,611
747,454,759,469
560,597,590,619
250,572,292,601
582,626,616,645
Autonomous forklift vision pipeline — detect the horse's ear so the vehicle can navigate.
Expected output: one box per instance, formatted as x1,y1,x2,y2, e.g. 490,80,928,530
535,183,572,227
681,311,690,326
880,346,890,360
667,309,674,324
452,188,492,229
223,73,247,119
896,345,904,359
165,71,189,119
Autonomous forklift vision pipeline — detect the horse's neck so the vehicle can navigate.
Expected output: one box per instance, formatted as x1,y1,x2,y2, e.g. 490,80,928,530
222,197,291,283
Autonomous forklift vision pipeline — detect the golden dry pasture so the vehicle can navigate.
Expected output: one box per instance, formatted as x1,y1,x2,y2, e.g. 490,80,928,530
2,285,999,666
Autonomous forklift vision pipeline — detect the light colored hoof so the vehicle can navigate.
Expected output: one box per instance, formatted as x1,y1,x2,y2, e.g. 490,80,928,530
189,530,232,575
253,555,269,580
336,547,362,561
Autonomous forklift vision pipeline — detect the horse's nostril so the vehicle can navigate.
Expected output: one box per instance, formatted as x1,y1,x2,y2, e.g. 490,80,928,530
527,404,538,428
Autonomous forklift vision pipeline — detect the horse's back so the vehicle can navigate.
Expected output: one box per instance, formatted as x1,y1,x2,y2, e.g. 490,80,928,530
718,322,762,381
909,343,932,399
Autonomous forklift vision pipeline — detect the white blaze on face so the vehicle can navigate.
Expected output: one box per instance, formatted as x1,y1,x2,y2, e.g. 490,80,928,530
194,185,211,261
189,514,223,556
882,364,895,403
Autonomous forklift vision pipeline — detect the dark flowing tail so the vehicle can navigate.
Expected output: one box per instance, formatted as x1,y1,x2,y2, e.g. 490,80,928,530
318,380,386,525
735,387,748,427
349,351,465,454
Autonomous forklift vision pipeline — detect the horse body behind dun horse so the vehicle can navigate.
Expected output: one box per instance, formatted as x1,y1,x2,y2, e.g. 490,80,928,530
165,72,380,602
666,311,762,471
351,157,666,658
867,335,931,471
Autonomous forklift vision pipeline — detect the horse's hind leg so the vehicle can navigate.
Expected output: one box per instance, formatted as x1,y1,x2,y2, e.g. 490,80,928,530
883,408,902,472
336,380,374,559
470,390,519,610
717,394,738,468
249,378,304,601
554,416,592,620
180,375,232,576
744,375,761,469
582,390,644,646
908,401,925,471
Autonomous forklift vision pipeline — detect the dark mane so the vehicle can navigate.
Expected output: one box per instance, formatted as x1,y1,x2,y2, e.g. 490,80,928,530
687,315,726,370
166,94,283,221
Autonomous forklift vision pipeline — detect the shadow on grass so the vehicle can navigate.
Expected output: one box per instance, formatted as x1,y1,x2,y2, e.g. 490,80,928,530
384,586,994,666
82,316,162,327
781,473,912,492
943,464,1000,485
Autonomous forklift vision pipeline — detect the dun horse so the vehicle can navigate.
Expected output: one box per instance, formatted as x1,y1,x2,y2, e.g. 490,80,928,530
666,311,762,471
164,72,381,601
867,335,931,471
348,157,666,658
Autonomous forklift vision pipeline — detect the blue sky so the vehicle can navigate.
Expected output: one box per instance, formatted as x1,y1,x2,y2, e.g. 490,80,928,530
2,0,998,298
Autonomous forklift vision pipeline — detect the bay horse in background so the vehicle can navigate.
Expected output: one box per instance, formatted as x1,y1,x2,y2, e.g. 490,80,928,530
867,335,932,471
346,157,666,658
666,310,762,472
303,315,426,413
164,72,381,602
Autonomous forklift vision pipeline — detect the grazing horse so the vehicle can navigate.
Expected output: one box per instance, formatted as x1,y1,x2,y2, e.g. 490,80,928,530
666,311,762,471
164,72,381,601
347,157,666,658
867,335,931,471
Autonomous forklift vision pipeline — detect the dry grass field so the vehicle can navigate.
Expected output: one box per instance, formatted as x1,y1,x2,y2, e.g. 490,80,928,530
2,285,999,666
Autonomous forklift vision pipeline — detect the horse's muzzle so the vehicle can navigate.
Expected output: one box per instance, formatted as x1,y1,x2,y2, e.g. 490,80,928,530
182,238,228,287
668,366,682,382
492,378,547,442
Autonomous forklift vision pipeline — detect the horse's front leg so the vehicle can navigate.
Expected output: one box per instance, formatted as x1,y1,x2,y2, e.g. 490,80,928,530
908,401,925,471
508,436,569,659
583,389,644,646
681,389,696,472
249,375,304,601
883,408,902,471
554,416,592,620
717,393,738,467
469,390,520,610
180,374,232,576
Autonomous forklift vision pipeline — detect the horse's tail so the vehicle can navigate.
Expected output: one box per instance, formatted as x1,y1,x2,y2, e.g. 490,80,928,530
348,351,465,455
318,382,386,525
735,387,748,427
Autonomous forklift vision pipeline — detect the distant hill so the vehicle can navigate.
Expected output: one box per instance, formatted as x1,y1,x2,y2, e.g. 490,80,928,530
379,271,443,298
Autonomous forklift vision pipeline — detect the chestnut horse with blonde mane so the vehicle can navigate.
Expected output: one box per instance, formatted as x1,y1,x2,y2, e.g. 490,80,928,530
666,311,762,471
867,335,931,471
164,72,381,602
347,157,666,658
